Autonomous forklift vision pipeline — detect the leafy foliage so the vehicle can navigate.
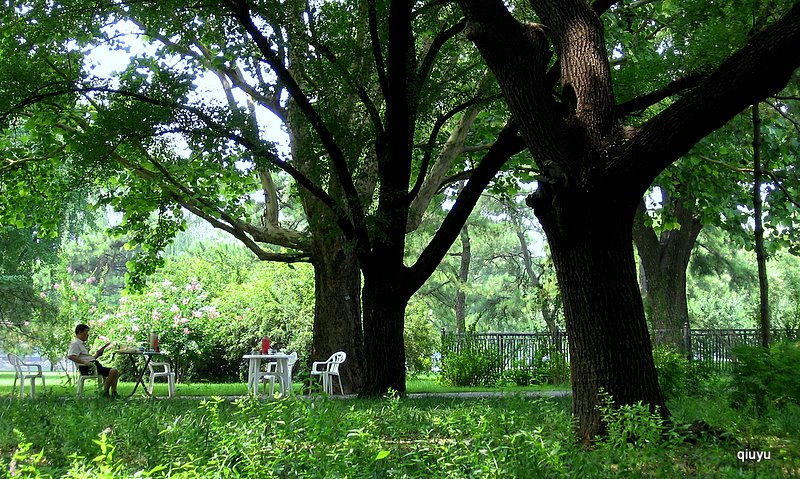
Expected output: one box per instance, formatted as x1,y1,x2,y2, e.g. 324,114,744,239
1,392,798,478
501,345,570,387
402,300,441,373
439,331,503,386
595,390,672,449
730,342,800,412
652,346,712,400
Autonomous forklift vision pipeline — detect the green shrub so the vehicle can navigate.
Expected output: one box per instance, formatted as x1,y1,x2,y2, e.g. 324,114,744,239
439,333,503,386
502,347,570,386
93,253,315,383
730,341,800,411
403,302,441,373
595,390,672,449
536,347,570,385
502,359,544,386
652,345,712,400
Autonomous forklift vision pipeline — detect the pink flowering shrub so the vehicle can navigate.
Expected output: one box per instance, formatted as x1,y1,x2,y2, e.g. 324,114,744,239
97,278,224,380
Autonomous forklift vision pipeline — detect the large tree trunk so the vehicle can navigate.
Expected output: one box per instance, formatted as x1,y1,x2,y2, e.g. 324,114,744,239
531,191,668,443
633,197,702,350
360,272,408,395
289,95,365,393
309,232,364,393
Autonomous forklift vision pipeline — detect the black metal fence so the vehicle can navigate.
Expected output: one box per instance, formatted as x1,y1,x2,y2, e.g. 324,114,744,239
441,331,569,371
441,328,798,373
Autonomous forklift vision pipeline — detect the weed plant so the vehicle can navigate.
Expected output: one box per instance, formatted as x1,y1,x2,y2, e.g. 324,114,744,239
730,342,800,412
1,392,799,478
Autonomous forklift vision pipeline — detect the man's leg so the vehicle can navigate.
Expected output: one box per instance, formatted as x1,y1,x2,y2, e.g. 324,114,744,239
108,368,119,394
94,362,116,396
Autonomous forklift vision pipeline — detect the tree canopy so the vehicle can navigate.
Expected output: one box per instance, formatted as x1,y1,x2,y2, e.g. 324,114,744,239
3,0,800,441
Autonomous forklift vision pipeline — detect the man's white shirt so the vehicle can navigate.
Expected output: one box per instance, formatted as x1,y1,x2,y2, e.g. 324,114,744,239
68,339,95,364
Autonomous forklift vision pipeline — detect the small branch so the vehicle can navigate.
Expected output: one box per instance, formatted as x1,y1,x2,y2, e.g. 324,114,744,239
764,99,800,134
367,0,389,99
416,19,466,89
617,73,705,117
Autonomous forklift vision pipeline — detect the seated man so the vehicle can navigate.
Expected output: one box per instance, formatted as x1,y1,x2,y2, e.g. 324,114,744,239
67,323,120,398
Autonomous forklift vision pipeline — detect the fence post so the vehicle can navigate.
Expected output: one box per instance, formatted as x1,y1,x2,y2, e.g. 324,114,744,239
683,321,692,360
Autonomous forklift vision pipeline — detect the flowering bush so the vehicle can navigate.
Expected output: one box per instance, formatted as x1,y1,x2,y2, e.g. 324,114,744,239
30,266,113,367
95,278,224,381
89,253,316,382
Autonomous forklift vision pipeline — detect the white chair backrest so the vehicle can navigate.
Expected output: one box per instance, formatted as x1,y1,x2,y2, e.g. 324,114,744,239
8,354,22,375
327,351,346,374
149,362,171,374
287,351,299,369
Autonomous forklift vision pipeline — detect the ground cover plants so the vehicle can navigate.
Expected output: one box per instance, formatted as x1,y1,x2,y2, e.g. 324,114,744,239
1,391,798,478
0,372,563,399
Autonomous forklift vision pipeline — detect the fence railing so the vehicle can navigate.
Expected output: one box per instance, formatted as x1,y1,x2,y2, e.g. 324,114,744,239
441,328,798,372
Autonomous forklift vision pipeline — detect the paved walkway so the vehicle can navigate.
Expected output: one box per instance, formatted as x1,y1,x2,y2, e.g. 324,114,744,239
407,390,571,399
153,390,572,401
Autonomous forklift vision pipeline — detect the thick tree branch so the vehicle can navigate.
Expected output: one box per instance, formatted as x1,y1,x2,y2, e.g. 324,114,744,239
224,0,370,249
458,0,571,175
535,0,616,146
367,0,389,100
408,93,496,203
618,1,800,191
407,121,524,294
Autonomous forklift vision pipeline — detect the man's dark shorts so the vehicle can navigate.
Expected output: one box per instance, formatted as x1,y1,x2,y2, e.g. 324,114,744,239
79,360,112,377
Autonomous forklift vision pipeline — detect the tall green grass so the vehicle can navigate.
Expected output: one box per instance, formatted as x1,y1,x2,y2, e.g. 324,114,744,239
1,393,798,478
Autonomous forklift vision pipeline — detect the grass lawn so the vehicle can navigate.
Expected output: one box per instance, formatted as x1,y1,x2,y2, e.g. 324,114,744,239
0,371,568,399
1,390,798,478
2,371,798,477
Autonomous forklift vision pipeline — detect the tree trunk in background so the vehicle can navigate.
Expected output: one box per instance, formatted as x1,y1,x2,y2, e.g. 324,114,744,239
454,225,471,334
514,218,559,334
752,103,770,348
289,96,365,393
633,197,702,351
531,191,668,443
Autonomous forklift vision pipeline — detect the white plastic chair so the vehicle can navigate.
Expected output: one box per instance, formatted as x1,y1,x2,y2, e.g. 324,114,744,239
72,360,103,397
311,351,346,395
258,351,298,396
147,362,176,398
8,353,46,398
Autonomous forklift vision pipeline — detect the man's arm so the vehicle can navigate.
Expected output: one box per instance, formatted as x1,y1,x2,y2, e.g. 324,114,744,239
94,341,111,358
67,354,91,366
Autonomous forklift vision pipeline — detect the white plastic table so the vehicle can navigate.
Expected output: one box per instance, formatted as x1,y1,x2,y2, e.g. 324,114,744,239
243,353,293,397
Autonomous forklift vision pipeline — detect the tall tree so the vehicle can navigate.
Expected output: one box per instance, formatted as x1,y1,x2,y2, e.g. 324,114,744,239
456,0,800,441
1,0,523,395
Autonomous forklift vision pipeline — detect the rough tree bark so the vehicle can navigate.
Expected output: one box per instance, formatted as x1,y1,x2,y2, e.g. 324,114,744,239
633,195,702,350
458,0,800,441
307,219,364,393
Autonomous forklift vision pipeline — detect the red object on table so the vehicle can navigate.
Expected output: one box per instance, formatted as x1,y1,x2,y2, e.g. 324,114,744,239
261,337,270,354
